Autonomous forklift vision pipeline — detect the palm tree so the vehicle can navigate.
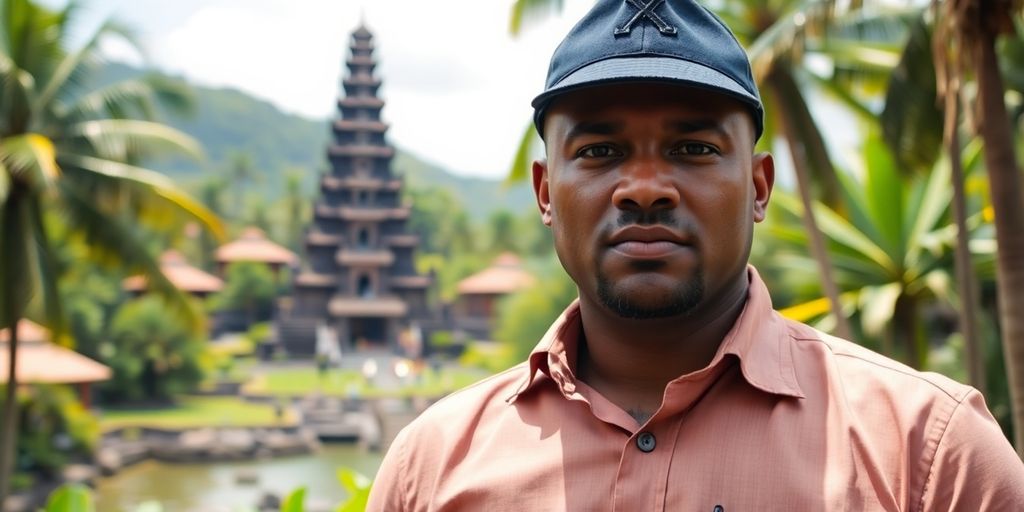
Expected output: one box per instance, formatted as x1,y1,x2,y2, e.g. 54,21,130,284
935,0,1024,457
0,0,223,498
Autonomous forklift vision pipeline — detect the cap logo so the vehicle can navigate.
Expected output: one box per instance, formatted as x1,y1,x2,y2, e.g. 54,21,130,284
614,0,678,36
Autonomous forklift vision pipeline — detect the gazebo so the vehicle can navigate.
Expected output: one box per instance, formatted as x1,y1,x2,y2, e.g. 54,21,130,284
215,227,298,280
454,253,536,341
0,320,112,408
123,250,224,298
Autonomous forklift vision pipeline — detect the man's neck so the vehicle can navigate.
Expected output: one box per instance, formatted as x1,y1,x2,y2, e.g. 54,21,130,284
574,274,750,419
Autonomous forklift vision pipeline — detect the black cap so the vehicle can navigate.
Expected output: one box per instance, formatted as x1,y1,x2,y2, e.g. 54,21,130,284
532,0,763,140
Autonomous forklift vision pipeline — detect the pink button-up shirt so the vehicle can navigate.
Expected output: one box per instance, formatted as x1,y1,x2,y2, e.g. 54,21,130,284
368,268,1024,511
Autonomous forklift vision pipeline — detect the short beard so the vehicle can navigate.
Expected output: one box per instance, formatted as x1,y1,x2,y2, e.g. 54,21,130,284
596,266,705,319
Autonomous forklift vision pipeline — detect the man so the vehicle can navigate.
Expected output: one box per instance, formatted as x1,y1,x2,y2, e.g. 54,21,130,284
367,0,1024,510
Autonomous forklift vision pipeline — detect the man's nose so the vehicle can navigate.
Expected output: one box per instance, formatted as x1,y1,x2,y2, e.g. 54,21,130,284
611,160,680,213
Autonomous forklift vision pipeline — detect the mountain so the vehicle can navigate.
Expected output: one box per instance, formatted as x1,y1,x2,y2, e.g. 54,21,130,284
93,62,535,218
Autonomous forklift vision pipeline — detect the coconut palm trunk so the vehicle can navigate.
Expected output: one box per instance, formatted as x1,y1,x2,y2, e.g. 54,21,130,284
974,24,1024,457
943,82,986,393
767,67,853,341
0,314,19,501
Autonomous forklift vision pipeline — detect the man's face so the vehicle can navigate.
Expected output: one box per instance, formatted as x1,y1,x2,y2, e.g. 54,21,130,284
533,83,773,320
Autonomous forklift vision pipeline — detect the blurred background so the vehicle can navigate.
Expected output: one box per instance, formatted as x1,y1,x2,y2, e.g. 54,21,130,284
2,0,1023,510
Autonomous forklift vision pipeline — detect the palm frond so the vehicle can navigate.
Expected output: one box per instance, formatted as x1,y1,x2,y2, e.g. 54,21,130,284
63,119,204,162
58,183,201,329
0,133,60,192
509,0,565,36
54,79,159,123
505,121,541,185
34,18,143,120
56,153,224,241
26,192,64,342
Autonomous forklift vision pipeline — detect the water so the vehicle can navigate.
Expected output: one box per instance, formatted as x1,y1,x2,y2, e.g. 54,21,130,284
93,444,383,511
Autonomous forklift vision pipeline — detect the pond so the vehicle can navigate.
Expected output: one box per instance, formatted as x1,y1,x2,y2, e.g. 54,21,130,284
93,444,383,511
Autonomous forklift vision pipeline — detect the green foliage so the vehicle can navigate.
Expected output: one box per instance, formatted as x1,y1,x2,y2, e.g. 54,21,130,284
16,385,99,476
335,467,372,512
208,262,277,323
459,341,516,374
495,256,578,364
281,486,306,512
102,296,207,402
45,483,94,512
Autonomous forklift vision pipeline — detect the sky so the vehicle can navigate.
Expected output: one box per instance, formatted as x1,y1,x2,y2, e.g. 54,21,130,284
43,0,596,179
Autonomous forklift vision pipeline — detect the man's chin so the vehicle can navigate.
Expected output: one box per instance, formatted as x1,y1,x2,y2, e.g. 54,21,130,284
596,281,704,320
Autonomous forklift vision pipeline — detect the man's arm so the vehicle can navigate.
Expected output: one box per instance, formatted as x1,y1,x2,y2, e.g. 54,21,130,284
366,427,410,511
919,390,1024,510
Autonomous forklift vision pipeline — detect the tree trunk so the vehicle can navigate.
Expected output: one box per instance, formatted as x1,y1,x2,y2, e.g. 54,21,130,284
944,84,986,393
768,69,854,341
975,29,1024,458
0,318,21,503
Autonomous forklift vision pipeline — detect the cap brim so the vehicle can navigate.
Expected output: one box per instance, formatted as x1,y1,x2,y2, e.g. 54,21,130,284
532,56,762,136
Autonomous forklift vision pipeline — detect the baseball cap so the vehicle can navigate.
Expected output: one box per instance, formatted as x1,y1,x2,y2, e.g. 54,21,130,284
532,0,764,140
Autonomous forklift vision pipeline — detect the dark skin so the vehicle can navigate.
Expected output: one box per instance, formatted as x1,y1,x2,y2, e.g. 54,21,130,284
532,83,775,425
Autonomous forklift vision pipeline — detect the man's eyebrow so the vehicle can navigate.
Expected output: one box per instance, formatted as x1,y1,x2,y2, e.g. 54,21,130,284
667,119,730,138
565,120,623,143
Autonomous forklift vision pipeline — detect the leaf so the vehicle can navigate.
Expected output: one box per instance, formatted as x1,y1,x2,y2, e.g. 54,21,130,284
859,282,902,336
862,135,904,261
280,486,306,512
335,467,373,512
44,483,95,512
57,153,225,241
0,133,60,191
65,119,205,162
505,121,541,185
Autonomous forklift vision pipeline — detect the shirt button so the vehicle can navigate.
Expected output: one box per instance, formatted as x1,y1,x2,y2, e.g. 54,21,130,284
636,432,656,453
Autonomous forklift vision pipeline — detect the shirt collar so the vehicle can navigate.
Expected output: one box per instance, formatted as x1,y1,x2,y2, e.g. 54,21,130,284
507,265,804,403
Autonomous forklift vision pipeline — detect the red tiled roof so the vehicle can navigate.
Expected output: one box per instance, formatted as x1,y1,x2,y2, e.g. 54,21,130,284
215,227,297,265
123,250,224,294
0,320,112,384
457,253,536,295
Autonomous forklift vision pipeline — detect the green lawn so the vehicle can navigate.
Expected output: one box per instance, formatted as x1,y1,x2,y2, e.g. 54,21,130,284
246,366,487,398
98,396,297,431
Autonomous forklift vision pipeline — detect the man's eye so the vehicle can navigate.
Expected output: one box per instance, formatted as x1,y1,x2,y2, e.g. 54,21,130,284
672,142,718,156
578,145,622,158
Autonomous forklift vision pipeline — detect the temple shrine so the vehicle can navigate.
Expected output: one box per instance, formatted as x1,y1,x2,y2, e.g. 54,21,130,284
277,24,433,357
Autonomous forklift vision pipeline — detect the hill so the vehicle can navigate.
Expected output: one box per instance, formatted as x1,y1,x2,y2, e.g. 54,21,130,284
93,62,535,219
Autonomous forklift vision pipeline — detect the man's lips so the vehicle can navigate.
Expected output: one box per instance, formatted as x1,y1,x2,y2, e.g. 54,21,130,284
607,226,693,259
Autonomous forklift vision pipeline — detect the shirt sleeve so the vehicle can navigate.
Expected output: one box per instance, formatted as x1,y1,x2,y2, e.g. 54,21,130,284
366,426,411,512
919,389,1024,511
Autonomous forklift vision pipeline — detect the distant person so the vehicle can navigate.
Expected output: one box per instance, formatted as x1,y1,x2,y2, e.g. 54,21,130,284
367,0,1024,509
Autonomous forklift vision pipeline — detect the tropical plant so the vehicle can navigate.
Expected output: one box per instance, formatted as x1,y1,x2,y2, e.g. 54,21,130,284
935,0,1024,455
764,132,990,369
0,0,223,495
209,261,278,326
102,296,208,402
15,385,99,478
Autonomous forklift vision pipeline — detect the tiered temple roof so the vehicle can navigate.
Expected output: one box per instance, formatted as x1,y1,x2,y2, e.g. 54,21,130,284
278,23,434,357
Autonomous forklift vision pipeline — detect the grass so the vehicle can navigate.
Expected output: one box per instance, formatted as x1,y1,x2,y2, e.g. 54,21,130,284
98,396,297,431
245,366,487,398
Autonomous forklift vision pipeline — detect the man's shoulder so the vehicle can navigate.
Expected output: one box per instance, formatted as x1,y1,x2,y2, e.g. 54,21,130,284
400,362,532,436
781,316,974,405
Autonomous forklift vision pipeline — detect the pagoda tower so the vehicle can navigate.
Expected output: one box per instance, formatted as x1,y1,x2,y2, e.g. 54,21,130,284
279,24,433,356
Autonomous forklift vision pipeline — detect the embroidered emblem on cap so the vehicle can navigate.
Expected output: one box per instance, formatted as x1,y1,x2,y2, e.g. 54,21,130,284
614,0,678,36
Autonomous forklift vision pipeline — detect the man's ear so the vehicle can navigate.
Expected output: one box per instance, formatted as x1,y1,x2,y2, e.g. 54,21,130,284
532,159,552,226
752,152,774,223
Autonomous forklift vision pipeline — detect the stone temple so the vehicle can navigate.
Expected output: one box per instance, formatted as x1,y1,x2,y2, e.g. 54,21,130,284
277,24,434,357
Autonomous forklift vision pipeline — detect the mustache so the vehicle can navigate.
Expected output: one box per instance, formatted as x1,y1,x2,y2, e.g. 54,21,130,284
616,209,682,228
